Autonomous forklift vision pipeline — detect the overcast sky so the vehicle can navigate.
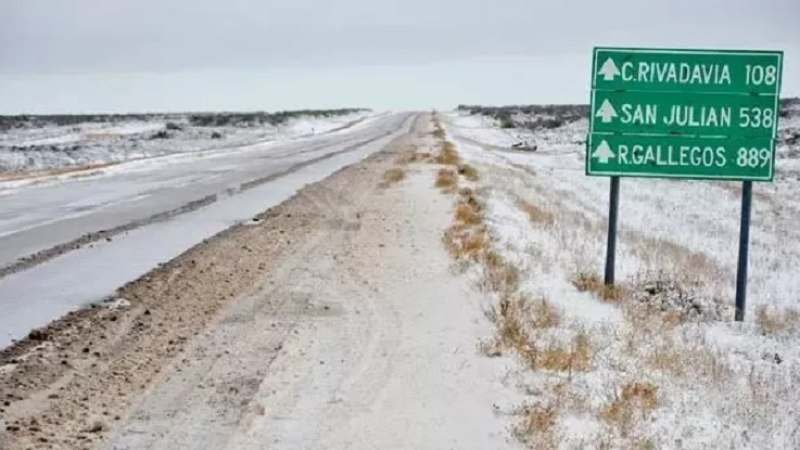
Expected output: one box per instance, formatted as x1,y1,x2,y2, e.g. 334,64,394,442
1,0,798,113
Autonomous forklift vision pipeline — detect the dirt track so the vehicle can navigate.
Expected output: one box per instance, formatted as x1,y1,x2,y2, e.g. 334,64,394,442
0,114,514,450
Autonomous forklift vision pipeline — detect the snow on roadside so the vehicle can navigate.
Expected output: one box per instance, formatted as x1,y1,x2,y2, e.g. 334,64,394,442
447,110,587,151
442,111,800,449
0,112,375,173
0,122,167,146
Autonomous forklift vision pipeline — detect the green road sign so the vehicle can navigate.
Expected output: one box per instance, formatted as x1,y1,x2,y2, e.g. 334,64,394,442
586,133,776,181
587,46,783,182
590,90,779,139
593,48,783,95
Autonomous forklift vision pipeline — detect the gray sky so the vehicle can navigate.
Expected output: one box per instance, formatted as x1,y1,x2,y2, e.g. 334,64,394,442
1,0,798,113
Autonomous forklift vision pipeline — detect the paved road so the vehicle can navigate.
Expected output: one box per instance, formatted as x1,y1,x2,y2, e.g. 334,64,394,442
0,112,414,346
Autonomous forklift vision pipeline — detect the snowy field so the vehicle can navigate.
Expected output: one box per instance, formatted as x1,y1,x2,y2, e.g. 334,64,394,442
0,110,375,173
443,104,800,449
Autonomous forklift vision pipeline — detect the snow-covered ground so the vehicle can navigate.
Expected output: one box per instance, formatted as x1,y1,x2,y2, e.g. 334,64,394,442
443,108,800,449
0,111,375,172
451,112,587,151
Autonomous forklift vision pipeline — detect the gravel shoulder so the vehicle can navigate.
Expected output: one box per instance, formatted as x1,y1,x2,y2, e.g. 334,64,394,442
0,114,516,450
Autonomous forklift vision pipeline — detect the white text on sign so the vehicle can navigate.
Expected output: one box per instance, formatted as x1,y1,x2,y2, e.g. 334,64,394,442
597,103,775,129
598,58,779,88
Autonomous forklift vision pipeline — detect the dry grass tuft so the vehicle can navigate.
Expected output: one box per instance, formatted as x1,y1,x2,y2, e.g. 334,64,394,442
443,187,490,262
531,297,562,329
435,141,461,165
455,203,482,225
481,250,521,294
600,381,659,438
453,189,485,224
647,346,687,378
435,168,458,192
484,294,591,373
536,331,593,373
443,187,514,288
460,188,484,213
550,379,590,414
571,271,626,302
443,224,489,263
517,198,555,225
623,305,729,383
460,231,489,260
651,340,727,383
457,163,480,181
519,403,558,433
485,294,531,357
571,270,604,292
442,224,467,260
513,403,560,450
755,305,800,335
660,310,685,328
378,168,405,188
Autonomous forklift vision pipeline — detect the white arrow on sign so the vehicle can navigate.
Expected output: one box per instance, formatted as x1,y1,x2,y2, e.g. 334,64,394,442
592,140,615,164
598,57,621,81
595,99,618,123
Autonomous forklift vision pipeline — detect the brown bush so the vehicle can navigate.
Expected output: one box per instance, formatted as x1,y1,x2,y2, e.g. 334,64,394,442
455,203,482,226
600,381,659,438
435,168,458,192
571,271,626,302
531,297,562,329
513,403,560,449
435,141,461,165
536,331,592,373
378,168,405,188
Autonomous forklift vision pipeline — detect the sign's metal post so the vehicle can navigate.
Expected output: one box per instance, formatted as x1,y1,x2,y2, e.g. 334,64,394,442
604,176,620,286
735,181,753,321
